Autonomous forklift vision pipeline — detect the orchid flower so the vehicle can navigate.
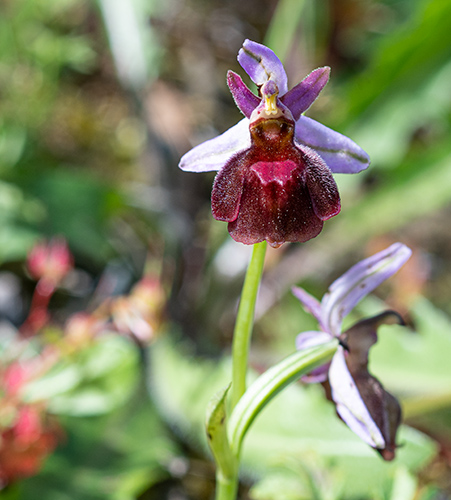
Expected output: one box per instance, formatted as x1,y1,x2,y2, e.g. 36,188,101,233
179,39,370,247
293,243,412,460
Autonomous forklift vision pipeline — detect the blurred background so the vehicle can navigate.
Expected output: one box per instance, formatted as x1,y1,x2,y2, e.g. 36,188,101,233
1,0,451,498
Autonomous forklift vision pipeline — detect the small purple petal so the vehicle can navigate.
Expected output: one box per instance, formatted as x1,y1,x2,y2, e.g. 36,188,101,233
295,116,370,174
261,80,278,98
322,243,412,336
227,71,260,118
238,39,288,95
179,118,250,173
281,67,330,120
329,347,385,449
291,286,323,326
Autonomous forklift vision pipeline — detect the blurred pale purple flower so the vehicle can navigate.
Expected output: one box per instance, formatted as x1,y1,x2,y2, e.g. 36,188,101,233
293,243,412,460
179,39,370,247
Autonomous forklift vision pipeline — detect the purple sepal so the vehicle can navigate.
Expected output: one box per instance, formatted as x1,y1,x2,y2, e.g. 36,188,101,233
238,39,288,95
295,116,370,174
281,67,330,120
179,118,250,173
321,243,411,336
227,71,260,118
329,347,385,449
291,286,323,327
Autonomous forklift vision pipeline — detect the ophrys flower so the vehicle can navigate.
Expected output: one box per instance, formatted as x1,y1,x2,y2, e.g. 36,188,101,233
293,243,412,459
180,40,370,247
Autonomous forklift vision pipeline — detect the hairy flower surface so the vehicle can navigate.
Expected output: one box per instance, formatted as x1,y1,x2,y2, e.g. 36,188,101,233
179,39,370,247
293,243,412,460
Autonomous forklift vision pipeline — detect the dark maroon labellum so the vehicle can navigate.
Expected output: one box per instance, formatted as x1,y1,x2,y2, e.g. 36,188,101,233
211,107,340,247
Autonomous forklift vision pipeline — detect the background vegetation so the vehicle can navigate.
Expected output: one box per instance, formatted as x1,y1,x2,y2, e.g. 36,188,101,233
1,0,451,498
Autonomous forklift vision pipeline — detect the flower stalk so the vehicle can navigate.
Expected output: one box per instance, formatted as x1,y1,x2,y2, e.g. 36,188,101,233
215,468,239,500
214,341,339,500
231,241,267,409
212,241,265,500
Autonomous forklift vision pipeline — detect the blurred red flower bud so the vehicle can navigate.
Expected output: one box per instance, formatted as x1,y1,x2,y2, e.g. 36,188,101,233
27,238,74,286
0,406,60,486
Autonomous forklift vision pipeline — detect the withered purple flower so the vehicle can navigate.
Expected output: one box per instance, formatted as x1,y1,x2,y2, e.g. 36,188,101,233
293,243,412,460
179,39,370,247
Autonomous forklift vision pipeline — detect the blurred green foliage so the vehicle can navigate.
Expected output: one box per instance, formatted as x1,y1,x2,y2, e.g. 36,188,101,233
149,335,435,500
0,0,142,266
1,0,451,498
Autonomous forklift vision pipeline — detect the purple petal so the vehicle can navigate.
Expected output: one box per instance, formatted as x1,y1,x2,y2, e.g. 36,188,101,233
179,118,250,173
329,347,385,449
238,39,288,95
281,67,330,120
291,286,323,326
295,116,370,174
227,71,260,118
321,243,412,336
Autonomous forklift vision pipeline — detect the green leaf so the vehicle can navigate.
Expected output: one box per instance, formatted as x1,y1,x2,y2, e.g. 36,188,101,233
343,0,451,120
240,384,435,500
249,470,312,500
149,336,232,450
24,335,139,416
265,0,306,62
22,396,179,500
148,335,436,499
15,168,124,264
228,341,338,456
205,384,236,479
389,467,417,500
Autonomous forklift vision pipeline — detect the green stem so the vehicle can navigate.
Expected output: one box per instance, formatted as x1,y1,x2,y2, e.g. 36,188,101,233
231,241,267,410
215,468,239,500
